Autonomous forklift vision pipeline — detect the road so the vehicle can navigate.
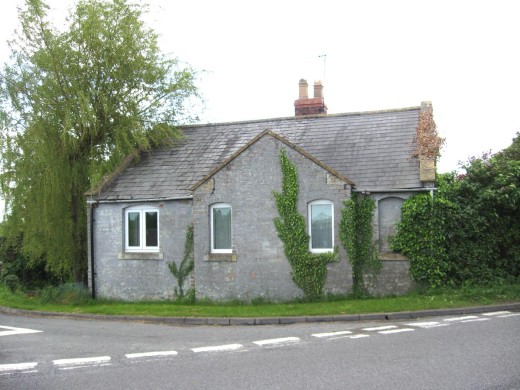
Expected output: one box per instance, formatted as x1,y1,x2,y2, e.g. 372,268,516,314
1,310,519,389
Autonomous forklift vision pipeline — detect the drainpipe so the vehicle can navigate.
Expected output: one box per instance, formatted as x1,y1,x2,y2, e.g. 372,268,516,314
90,202,96,299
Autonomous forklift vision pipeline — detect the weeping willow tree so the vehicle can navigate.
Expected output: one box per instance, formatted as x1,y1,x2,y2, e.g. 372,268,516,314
0,0,198,283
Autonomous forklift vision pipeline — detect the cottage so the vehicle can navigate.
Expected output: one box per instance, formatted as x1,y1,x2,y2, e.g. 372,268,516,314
86,80,436,301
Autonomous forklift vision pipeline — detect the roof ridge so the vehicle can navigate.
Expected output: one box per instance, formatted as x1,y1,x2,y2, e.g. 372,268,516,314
179,105,421,129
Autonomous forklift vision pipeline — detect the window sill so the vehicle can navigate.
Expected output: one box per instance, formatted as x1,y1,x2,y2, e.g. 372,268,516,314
118,252,164,260
310,249,334,254
204,252,237,262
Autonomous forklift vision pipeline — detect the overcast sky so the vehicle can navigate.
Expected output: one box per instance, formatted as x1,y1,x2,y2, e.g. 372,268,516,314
1,0,519,195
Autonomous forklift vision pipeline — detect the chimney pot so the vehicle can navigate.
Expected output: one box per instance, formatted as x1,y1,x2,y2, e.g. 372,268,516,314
313,80,323,99
294,79,327,116
298,79,308,99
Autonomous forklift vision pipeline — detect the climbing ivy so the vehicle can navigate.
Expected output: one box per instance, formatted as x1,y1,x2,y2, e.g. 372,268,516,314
273,149,337,300
168,224,194,298
391,193,451,287
339,193,380,296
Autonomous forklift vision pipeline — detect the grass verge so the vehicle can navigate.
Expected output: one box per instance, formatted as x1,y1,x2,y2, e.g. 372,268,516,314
1,283,519,318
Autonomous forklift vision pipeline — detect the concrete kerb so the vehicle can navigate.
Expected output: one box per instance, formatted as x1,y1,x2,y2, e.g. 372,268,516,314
254,317,281,325
0,302,519,326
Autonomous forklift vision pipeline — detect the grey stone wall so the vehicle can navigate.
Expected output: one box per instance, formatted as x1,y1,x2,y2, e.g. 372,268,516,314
87,147,421,301
366,255,415,296
88,199,191,300
368,192,416,295
192,134,352,301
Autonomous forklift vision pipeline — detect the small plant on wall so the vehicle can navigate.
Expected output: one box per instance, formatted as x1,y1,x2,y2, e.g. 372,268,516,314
273,148,337,300
339,193,381,297
168,224,194,299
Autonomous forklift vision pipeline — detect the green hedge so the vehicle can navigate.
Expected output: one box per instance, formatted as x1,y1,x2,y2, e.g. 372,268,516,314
393,133,520,286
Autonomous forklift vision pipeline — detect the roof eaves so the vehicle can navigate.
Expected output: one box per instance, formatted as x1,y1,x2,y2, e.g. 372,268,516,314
87,195,193,204
85,152,138,197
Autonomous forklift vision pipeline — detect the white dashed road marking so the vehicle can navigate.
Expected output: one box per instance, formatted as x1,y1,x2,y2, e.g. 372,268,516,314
483,311,511,316
362,325,397,332
406,321,448,329
253,337,300,347
191,344,243,353
53,356,111,370
498,313,520,318
312,330,352,338
443,316,479,322
126,351,178,359
378,328,415,335
461,318,490,323
0,362,38,374
0,325,43,337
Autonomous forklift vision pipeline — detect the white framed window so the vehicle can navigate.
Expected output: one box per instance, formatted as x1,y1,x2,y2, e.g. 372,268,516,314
211,203,232,253
308,200,334,253
125,206,159,252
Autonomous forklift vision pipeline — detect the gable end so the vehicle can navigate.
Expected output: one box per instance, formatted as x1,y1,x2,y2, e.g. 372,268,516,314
190,130,355,192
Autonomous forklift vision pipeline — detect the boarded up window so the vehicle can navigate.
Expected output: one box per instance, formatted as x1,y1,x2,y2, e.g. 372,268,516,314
378,197,404,252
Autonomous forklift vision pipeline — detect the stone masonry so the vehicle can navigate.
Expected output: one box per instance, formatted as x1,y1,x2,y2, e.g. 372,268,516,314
192,133,352,301
89,200,191,300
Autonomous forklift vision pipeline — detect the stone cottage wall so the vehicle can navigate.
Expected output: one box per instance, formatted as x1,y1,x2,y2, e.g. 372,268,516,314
88,199,191,300
366,192,416,296
86,152,421,301
192,135,352,301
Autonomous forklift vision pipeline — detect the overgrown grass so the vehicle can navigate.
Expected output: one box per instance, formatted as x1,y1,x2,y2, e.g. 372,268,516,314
0,282,519,318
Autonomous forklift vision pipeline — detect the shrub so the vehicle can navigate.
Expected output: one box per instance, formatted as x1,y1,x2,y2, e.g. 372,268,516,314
392,193,452,287
4,274,20,293
0,234,60,289
393,133,520,286
168,224,194,298
39,283,91,305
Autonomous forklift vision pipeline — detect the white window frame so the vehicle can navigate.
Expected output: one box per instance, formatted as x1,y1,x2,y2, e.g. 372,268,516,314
124,206,160,252
210,203,232,254
308,200,334,253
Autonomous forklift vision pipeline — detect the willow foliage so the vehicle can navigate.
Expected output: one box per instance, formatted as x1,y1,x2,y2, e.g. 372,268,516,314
0,0,198,282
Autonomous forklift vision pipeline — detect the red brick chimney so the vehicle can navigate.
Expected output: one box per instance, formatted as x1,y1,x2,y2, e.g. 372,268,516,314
294,79,328,116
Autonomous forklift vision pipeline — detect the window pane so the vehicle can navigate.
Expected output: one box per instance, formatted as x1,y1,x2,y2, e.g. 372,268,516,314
145,211,158,247
128,212,140,247
311,204,332,249
213,207,231,250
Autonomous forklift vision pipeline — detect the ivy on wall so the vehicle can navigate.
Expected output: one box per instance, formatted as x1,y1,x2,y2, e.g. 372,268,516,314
339,193,380,296
168,224,194,298
391,193,451,287
273,149,337,300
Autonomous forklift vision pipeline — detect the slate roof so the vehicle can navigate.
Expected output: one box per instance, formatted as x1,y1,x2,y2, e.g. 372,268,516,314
90,106,422,201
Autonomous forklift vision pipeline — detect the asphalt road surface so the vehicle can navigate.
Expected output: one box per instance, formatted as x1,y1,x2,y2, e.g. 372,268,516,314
1,310,519,389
